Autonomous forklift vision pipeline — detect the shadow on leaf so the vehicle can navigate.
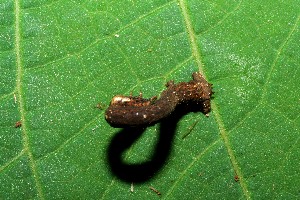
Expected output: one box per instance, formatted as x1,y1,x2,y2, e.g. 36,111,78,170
106,103,205,183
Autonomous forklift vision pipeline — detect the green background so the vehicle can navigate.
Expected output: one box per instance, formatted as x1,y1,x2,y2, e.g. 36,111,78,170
0,0,299,199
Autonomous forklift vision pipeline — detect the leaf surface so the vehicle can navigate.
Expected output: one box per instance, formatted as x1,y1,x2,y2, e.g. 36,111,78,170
0,0,299,199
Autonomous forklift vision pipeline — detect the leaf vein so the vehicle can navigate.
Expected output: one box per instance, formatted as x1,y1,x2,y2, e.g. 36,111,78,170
0,150,25,173
164,139,221,198
177,0,204,72
14,1,45,199
200,0,243,35
261,15,300,101
178,0,250,198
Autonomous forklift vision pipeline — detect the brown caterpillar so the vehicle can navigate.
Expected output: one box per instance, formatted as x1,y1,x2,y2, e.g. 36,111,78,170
105,72,213,128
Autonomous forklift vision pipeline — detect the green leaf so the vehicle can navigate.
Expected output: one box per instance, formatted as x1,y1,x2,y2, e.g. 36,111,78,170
1,0,299,199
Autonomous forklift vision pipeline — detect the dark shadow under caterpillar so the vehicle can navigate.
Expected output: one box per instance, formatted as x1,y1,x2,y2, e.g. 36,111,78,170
105,72,213,128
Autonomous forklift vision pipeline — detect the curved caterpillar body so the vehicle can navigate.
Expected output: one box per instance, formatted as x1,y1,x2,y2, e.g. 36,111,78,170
105,72,213,128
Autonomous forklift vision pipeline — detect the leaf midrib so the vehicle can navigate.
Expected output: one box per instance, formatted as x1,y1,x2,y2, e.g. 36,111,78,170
176,0,251,199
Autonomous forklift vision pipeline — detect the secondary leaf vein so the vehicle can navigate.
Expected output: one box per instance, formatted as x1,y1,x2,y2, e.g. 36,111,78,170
14,0,45,199
261,15,300,101
164,139,221,198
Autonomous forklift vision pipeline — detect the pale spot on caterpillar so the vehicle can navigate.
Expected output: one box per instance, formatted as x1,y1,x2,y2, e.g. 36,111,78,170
111,95,131,104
